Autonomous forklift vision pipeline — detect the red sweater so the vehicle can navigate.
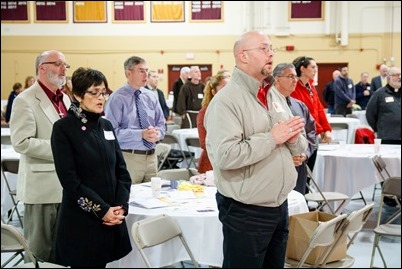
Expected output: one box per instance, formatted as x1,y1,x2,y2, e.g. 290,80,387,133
196,107,213,173
290,79,332,135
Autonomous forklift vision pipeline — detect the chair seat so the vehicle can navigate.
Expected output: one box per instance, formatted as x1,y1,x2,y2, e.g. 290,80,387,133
373,224,402,236
320,254,355,268
305,192,349,202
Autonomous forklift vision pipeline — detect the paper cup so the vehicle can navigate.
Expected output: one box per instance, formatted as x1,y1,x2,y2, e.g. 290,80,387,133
151,177,162,198
374,139,382,154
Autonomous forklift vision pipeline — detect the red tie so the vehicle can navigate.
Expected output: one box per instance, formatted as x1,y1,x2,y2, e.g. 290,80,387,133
258,84,269,109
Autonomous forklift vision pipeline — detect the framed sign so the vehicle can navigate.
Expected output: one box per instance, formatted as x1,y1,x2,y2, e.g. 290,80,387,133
113,1,145,22
289,1,324,21
73,1,107,23
190,1,223,22
34,1,68,23
1,1,30,23
151,1,184,22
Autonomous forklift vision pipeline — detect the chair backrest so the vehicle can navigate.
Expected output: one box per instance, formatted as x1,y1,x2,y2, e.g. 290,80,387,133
157,168,197,181
155,143,172,171
354,127,375,144
297,213,348,267
330,123,349,143
131,214,199,268
1,223,69,268
377,177,401,226
185,110,199,129
372,154,392,181
1,159,19,194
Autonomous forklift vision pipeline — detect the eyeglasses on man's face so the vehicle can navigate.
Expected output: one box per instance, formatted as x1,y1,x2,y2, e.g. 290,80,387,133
41,61,71,69
243,45,275,54
277,74,299,80
389,73,401,78
85,89,108,98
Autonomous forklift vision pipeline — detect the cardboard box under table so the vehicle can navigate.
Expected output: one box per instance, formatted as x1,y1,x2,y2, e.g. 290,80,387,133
286,211,347,265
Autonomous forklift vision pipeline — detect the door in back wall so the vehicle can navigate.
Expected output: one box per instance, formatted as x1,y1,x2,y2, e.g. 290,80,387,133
167,64,212,94
316,63,348,108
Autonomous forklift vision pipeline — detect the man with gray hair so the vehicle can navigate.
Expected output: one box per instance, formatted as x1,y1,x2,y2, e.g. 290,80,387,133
10,50,71,262
172,66,190,114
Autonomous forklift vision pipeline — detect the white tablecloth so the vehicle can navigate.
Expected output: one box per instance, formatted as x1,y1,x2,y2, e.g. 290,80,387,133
1,127,11,145
352,110,369,126
327,117,361,144
171,128,201,158
107,184,308,268
314,144,401,198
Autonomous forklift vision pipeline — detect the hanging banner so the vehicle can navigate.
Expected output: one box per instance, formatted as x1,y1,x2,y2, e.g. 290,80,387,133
113,1,145,22
1,1,30,23
34,1,67,23
289,1,324,21
73,1,107,23
151,1,184,22
190,1,223,22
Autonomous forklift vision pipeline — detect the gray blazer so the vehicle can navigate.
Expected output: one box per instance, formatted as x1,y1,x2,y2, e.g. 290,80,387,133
10,82,71,204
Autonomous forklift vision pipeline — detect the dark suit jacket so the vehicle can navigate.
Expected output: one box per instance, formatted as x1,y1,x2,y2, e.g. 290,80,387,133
370,75,384,92
145,86,170,119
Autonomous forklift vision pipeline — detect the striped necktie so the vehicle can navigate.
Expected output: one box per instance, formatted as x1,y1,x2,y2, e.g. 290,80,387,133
134,90,154,149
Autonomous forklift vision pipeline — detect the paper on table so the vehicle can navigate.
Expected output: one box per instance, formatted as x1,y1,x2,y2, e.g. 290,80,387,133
130,196,177,209
168,190,197,200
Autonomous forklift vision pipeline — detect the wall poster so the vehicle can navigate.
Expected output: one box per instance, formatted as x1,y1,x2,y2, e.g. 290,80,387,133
1,1,30,23
113,1,145,22
289,1,324,21
73,1,107,23
190,1,223,22
34,1,68,23
151,1,184,22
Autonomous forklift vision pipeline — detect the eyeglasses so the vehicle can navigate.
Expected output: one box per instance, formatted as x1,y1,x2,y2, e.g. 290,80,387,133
41,61,71,69
277,74,299,80
85,90,108,98
243,45,275,54
389,73,401,77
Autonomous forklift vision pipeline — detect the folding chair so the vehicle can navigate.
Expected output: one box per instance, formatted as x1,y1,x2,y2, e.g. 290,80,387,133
370,177,401,268
184,110,199,129
371,154,392,201
305,166,350,215
157,168,198,181
285,213,348,268
155,143,171,171
185,137,200,169
1,223,68,268
131,214,199,268
1,158,23,228
160,134,193,169
319,203,375,268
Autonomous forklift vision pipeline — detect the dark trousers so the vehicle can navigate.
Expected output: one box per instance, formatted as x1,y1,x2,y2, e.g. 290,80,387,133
216,192,289,268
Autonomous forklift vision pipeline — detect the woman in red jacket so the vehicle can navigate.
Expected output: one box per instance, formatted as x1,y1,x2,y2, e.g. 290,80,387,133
291,56,332,170
197,70,230,173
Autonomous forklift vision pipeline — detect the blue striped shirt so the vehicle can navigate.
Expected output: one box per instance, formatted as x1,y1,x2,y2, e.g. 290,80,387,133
104,84,166,150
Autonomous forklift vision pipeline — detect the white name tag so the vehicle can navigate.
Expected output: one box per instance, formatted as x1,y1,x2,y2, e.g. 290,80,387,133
385,97,394,103
198,93,204,99
348,84,353,89
104,130,115,140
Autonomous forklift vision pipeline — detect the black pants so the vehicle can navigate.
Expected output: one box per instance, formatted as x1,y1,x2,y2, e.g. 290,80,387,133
216,192,289,268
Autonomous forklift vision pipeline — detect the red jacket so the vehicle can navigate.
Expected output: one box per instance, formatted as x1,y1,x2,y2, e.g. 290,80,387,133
290,79,332,135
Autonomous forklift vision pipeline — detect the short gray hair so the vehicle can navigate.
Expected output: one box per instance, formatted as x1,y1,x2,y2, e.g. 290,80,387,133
273,63,296,78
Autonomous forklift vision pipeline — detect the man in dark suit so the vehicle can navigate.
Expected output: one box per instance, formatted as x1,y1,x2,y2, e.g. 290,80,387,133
145,70,171,120
370,64,389,92
172,66,190,114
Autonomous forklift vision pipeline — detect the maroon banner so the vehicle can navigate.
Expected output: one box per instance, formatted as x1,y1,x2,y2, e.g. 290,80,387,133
290,1,323,20
35,1,67,22
1,1,29,22
190,1,223,21
113,1,144,22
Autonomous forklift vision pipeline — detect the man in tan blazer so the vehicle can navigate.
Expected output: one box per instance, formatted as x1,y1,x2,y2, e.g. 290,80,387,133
10,50,71,262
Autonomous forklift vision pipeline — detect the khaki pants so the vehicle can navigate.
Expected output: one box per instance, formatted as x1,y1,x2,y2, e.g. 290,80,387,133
122,151,157,184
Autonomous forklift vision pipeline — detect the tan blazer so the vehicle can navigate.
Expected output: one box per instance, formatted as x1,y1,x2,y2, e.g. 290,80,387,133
10,82,71,204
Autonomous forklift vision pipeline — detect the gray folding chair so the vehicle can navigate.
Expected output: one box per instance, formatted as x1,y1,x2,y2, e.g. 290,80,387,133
185,137,200,169
131,214,199,268
370,177,401,268
305,166,350,215
155,143,171,171
1,158,23,228
157,168,198,181
1,223,69,268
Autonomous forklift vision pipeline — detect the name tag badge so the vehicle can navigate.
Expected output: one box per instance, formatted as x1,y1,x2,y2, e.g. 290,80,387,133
104,130,115,140
272,102,285,113
348,84,353,89
198,93,204,99
385,97,394,103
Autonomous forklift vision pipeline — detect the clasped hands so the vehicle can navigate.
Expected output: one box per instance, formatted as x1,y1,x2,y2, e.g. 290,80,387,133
102,205,125,226
271,116,305,145
143,126,159,143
